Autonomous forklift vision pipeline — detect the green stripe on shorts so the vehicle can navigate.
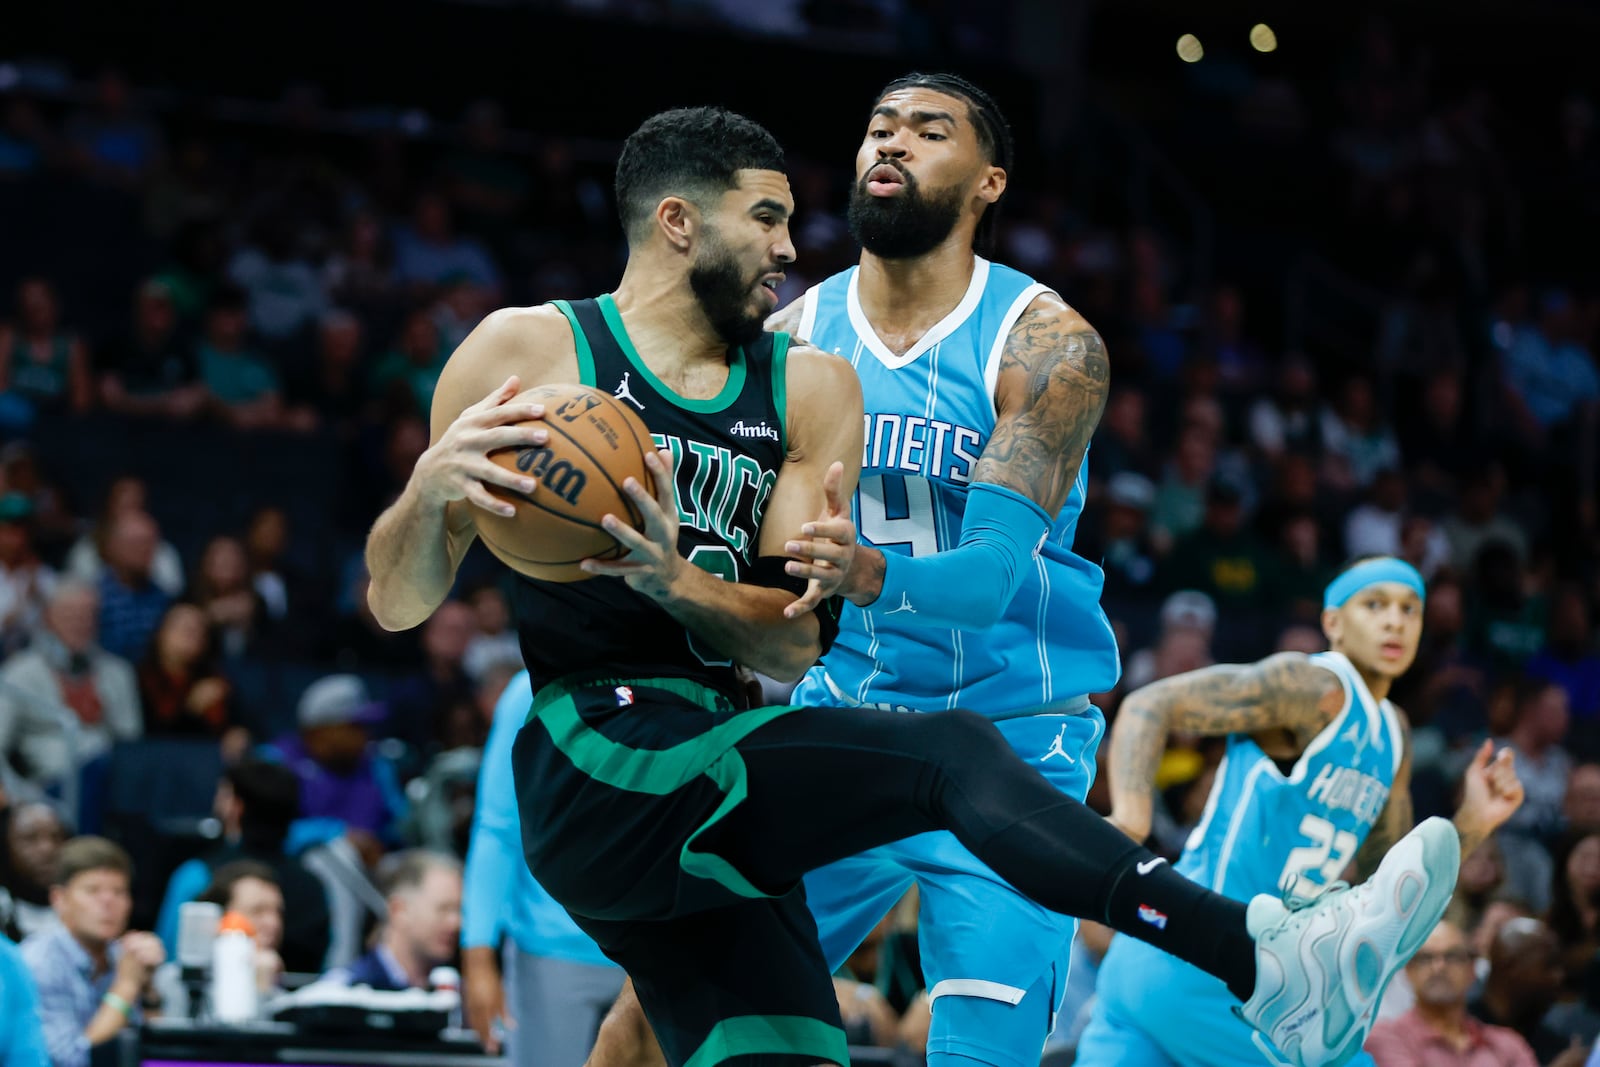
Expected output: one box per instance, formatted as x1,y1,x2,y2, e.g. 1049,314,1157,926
683,1014,850,1067
530,675,799,898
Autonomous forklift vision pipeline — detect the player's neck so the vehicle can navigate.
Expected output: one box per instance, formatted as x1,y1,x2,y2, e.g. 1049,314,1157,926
856,240,978,339
1335,649,1393,702
611,265,730,370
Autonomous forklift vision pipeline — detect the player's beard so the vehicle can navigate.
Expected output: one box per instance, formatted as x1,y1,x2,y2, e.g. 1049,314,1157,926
847,164,966,259
689,228,767,346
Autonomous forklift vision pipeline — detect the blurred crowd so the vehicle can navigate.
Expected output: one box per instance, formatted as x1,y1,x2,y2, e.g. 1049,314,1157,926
0,10,1598,1064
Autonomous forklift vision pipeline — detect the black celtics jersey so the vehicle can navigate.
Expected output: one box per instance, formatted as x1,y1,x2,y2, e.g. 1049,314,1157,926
507,293,790,705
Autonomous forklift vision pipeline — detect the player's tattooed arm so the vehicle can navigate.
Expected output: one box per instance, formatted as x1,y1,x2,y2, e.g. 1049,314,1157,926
1107,653,1344,842
1353,714,1413,883
973,294,1110,514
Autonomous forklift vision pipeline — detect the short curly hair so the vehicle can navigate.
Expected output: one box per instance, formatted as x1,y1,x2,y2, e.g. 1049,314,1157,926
614,107,785,244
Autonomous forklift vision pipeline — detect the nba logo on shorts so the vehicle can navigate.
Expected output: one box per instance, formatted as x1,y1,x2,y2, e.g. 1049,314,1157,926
615,686,634,707
1137,904,1168,930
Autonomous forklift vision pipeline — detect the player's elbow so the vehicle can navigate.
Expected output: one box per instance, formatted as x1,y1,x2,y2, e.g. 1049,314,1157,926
365,581,429,633
765,621,823,684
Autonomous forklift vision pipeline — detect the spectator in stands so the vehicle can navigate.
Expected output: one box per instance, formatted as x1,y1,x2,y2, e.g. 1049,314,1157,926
190,536,271,662
0,930,48,1067
1200,283,1269,393
1268,511,1335,623
1498,679,1573,866
136,602,243,758
195,286,282,431
321,850,460,991
269,674,404,847
1528,586,1600,724
1161,478,1273,609
154,860,285,1016
0,491,57,655
1344,468,1411,558
1549,831,1600,994
461,583,519,683
1469,918,1572,1063
21,837,165,1067
1321,375,1401,491
0,94,53,179
1500,289,1600,447
155,759,331,974
0,801,67,941
0,278,92,417
1446,834,1507,936
1248,357,1323,462
63,69,163,186
94,510,171,663
0,581,140,789
1566,765,1600,834
1365,918,1539,1067
226,208,328,345
1090,387,1156,481
1150,424,1218,553
98,280,208,421
1085,471,1160,604
390,191,501,299
1400,370,1484,510
64,477,185,598
285,310,367,432
1122,590,1218,691
1468,540,1550,672
243,507,295,624
322,212,397,314
370,309,447,420
1444,468,1529,575
383,600,475,758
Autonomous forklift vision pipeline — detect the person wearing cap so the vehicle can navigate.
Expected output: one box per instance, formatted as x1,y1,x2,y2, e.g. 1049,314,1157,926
266,674,407,850
1161,475,1274,610
153,759,332,974
1075,557,1528,1067
1086,472,1159,602
97,278,209,422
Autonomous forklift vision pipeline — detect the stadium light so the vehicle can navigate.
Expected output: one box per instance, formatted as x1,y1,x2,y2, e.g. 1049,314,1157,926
1176,34,1204,63
1250,23,1278,52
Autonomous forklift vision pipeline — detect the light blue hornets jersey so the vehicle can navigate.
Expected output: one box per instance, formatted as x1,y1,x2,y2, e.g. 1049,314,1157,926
1176,651,1406,904
792,257,1120,717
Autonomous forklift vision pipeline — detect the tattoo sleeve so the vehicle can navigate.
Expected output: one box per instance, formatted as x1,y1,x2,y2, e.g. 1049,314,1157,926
1354,719,1414,882
972,299,1111,513
1107,653,1344,836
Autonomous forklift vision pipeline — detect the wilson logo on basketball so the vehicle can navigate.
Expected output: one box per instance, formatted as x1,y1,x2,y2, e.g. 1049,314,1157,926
554,394,603,422
514,446,588,505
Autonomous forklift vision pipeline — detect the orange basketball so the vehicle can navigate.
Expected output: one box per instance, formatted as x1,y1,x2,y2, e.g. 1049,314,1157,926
473,383,656,582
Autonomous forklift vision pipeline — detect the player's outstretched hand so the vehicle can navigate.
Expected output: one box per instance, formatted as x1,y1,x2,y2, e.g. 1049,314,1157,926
582,449,685,599
783,461,857,618
1458,739,1525,835
413,376,549,518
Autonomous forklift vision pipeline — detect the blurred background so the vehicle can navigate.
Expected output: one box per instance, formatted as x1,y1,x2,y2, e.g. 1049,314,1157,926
2,0,1599,1062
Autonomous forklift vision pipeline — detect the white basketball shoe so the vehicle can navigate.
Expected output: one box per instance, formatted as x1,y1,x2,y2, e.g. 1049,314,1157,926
1237,815,1460,1067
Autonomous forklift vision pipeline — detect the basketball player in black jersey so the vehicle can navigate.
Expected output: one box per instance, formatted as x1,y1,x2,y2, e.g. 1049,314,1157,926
366,107,1462,1067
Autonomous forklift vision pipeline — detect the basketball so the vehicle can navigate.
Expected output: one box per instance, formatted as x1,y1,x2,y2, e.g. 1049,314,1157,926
473,383,656,582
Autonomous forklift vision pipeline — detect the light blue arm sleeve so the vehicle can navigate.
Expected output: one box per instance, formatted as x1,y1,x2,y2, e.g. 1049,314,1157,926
865,482,1052,631
155,857,213,957
461,672,535,950
0,937,48,1067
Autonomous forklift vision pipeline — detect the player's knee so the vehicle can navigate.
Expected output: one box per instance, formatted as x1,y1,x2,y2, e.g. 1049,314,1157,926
587,981,663,1067
923,708,1010,764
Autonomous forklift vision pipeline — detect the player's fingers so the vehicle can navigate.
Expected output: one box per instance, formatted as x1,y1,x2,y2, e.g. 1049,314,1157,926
1468,738,1493,771
786,537,847,564
784,581,825,619
580,557,645,576
801,517,856,543
620,476,673,539
822,461,845,515
466,376,522,412
470,459,539,496
470,400,546,427
470,424,550,452
464,481,517,518
644,448,676,505
601,512,654,553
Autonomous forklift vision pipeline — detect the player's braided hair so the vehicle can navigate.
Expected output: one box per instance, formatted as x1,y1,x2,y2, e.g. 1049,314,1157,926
874,72,1015,254
615,107,785,244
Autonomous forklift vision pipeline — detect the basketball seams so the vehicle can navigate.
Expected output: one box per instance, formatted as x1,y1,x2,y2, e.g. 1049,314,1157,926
599,392,653,529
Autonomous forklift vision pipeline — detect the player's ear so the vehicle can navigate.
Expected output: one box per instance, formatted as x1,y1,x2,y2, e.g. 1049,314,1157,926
1321,606,1342,645
655,196,698,252
976,164,1006,206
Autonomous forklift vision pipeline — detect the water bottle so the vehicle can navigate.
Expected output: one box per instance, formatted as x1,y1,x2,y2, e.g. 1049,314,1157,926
211,912,258,1023
429,965,462,1032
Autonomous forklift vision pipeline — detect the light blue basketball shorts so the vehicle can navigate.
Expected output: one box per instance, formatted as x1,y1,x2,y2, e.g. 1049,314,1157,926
793,684,1105,1067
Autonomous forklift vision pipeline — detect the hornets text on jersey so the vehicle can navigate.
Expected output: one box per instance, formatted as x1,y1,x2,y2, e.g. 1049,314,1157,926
792,257,1120,716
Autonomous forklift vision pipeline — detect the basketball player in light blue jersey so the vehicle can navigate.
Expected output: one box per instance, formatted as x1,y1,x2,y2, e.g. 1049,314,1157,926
1075,557,1525,1067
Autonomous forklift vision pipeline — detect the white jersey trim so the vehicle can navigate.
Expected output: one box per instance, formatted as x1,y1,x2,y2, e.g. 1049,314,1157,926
795,286,820,343
928,978,1028,1005
983,282,1054,410
846,257,991,370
